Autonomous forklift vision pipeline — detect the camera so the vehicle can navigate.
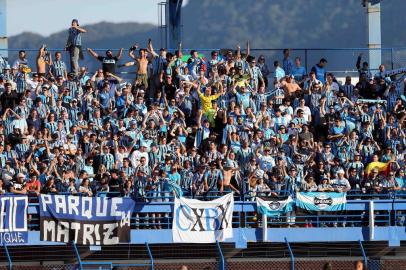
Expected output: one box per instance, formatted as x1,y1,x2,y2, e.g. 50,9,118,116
129,44,138,51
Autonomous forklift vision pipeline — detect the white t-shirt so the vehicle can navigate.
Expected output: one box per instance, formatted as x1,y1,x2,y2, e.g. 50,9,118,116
130,150,149,168
294,106,312,122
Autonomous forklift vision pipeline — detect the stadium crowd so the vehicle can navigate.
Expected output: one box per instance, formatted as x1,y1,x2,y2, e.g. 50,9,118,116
0,19,405,200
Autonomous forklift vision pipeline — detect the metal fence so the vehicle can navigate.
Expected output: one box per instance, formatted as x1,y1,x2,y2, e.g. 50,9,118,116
1,47,406,81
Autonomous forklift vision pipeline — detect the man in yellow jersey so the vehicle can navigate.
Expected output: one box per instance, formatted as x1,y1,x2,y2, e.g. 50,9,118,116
197,84,223,114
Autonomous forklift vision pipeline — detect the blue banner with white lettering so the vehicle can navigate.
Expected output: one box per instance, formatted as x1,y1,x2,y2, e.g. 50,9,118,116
295,192,347,211
39,195,135,245
0,196,28,245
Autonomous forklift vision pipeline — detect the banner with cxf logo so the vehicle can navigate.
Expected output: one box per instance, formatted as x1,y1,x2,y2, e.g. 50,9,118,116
295,192,347,212
173,193,234,243
256,197,294,216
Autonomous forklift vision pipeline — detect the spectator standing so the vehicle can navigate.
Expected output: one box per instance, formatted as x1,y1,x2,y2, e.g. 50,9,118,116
65,19,86,75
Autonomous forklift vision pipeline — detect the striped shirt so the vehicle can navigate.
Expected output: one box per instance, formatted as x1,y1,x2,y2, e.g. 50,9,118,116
342,84,355,98
67,28,82,46
15,143,29,159
102,153,115,170
51,60,67,78
45,122,58,134
64,80,79,98
271,88,285,105
121,166,135,177
15,73,26,94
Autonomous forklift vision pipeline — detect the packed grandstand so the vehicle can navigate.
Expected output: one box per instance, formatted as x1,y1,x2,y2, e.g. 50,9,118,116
0,20,405,205
1,17,406,270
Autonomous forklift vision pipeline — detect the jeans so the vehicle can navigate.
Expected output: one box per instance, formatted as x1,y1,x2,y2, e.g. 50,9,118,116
69,46,80,75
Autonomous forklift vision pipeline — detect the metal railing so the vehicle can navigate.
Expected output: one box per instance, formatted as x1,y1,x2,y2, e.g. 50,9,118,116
1,47,406,80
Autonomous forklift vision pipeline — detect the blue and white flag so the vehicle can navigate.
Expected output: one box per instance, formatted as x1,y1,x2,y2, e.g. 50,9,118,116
0,196,28,245
39,195,135,245
296,192,347,212
256,197,294,216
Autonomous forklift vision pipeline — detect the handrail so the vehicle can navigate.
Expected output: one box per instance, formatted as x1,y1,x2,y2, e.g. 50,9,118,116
72,241,83,270
1,47,406,51
146,242,154,270
3,243,12,270
285,237,294,270
359,240,368,267
216,241,226,270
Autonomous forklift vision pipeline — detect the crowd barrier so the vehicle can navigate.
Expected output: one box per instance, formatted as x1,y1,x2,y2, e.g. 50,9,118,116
1,47,406,80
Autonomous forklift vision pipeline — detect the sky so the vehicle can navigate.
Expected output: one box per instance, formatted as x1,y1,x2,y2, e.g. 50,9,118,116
7,0,187,36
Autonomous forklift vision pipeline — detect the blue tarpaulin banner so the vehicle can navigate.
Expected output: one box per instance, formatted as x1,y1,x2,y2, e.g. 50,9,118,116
39,195,135,245
295,192,347,212
0,196,28,245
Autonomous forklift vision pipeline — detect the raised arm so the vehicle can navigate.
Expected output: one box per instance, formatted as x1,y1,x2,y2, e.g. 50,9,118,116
73,25,86,33
38,45,46,59
116,48,124,60
128,43,139,60
246,41,250,58
147,39,159,58
236,44,241,59
87,48,99,59
105,72,123,83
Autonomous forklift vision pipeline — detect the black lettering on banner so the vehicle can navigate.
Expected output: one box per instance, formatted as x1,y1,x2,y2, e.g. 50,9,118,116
190,208,206,232
217,200,231,229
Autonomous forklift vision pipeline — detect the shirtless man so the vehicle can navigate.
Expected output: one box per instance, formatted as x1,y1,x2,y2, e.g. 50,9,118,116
122,43,149,89
36,44,51,78
219,160,240,194
282,75,301,98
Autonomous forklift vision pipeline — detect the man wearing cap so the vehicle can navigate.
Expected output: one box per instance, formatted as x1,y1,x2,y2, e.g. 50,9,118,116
10,173,27,195
66,19,86,75
331,169,351,193
130,143,149,168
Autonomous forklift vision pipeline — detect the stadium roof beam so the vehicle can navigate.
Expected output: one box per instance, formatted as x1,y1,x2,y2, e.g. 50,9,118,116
0,0,7,59
363,0,382,71
159,0,183,49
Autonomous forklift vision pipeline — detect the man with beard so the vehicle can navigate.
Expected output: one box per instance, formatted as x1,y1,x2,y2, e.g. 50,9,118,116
87,48,123,76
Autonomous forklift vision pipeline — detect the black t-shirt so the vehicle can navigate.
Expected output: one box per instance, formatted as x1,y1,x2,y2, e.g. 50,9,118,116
97,56,118,74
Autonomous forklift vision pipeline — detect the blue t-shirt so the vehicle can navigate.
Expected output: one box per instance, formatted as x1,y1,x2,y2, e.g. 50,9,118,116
291,66,307,81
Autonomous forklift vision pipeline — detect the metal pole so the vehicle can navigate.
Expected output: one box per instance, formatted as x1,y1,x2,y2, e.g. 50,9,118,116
0,0,8,59
72,241,83,270
216,241,226,270
369,201,375,240
146,242,154,270
262,213,268,242
3,243,12,270
391,48,394,70
304,49,308,75
366,2,382,71
285,237,294,270
358,240,368,268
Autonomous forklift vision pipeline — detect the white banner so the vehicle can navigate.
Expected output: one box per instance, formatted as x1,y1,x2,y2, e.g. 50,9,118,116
172,193,234,243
